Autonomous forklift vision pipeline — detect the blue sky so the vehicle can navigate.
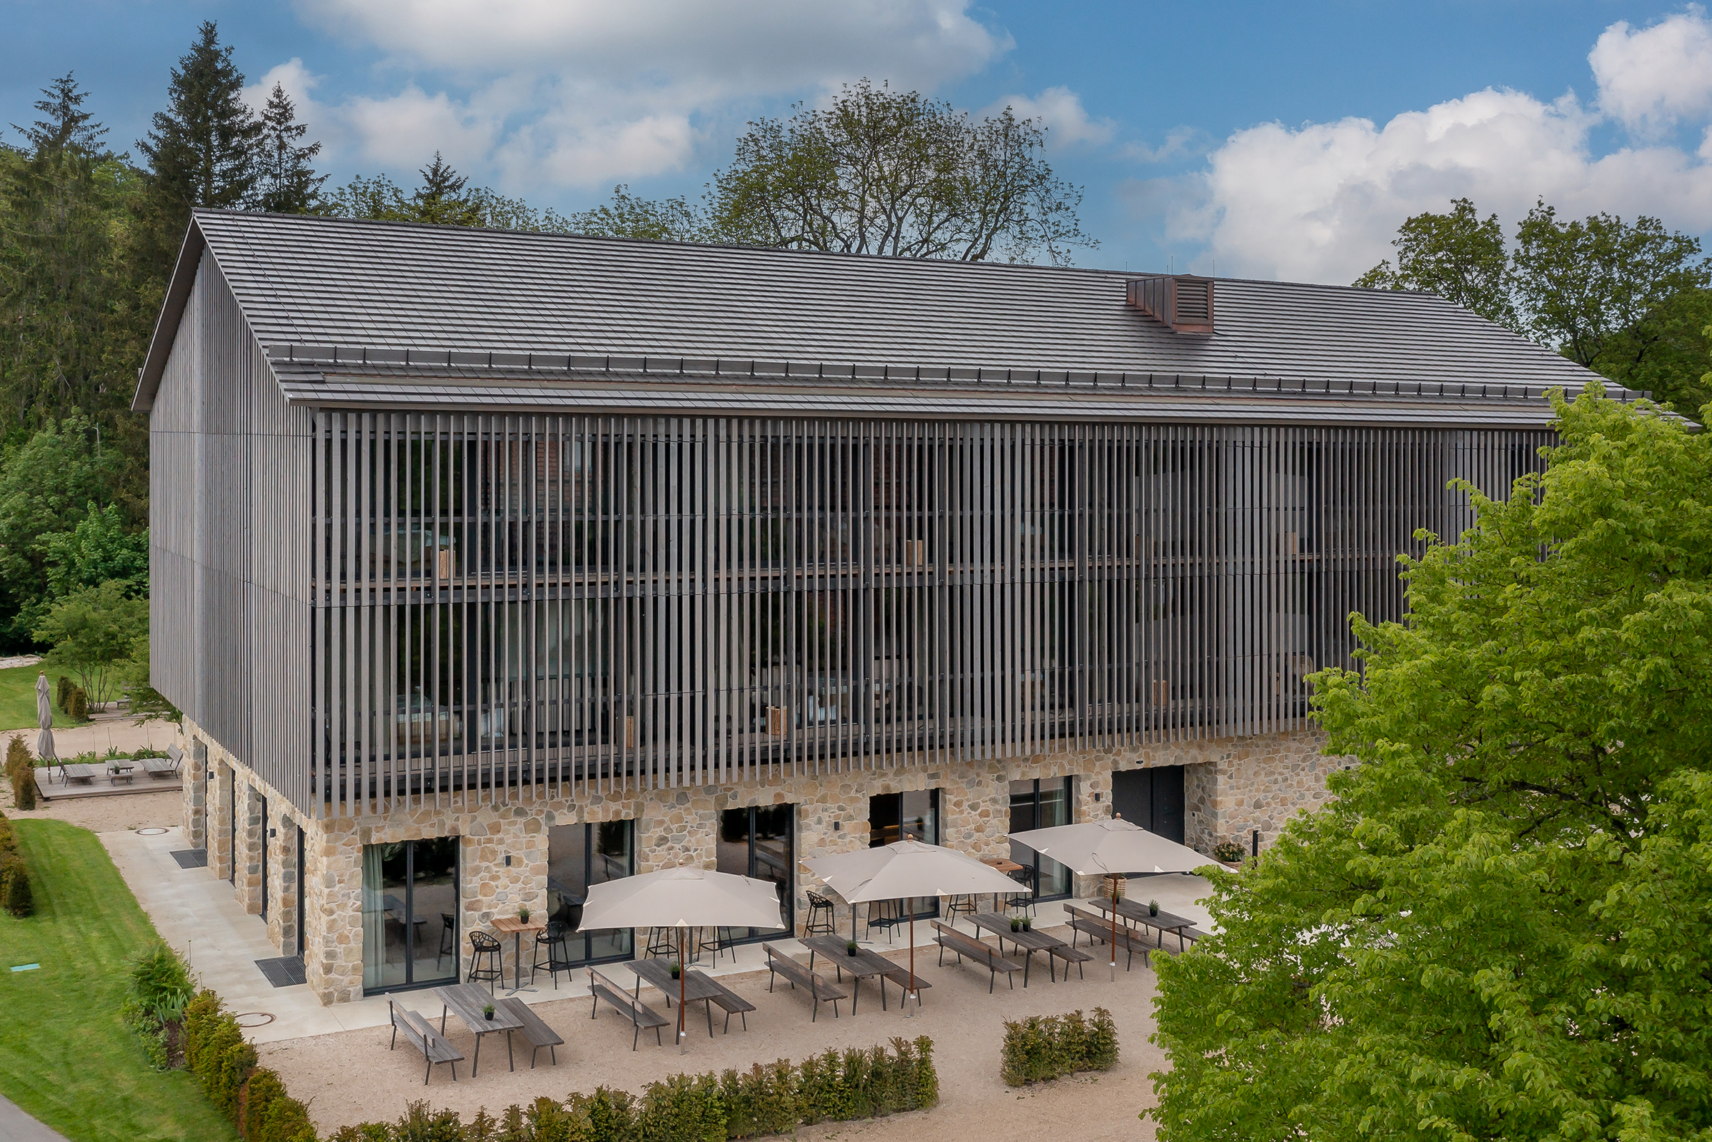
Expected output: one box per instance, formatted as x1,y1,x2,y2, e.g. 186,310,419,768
4,1,1711,283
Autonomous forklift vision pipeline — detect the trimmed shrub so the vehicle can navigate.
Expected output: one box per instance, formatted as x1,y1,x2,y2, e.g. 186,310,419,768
637,1073,726,1142
243,1068,317,1142
5,736,36,811
1000,1007,1120,1086
1,850,32,917
719,1061,798,1139
68,687,88,722
56,675,73,712
131,941,196,1010
182,989,257,1122
570,1086,637,1142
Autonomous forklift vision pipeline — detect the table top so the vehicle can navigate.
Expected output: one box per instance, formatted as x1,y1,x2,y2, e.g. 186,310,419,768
980,856,1024,874
1084,896,1195,930
801,935,902,976
623,958,722,1001
434,982,524,1033
109,760,135,771
970,912,1067,950
492,915,548,935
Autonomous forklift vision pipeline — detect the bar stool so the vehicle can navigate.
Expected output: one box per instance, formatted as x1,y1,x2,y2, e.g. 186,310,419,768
645,926,677,959
1007,867,1038,917
865,899,901,943
943,894,977,927
466,931,504,994
436,913,456,970
532,921,573,988
696,926,735,963
804,891,837,938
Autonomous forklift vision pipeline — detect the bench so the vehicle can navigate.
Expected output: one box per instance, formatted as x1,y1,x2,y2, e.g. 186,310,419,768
496,996,563,1067
588,968,667,1050
1048,940,1095,980
139,756,180,780
704,978,756,1032
389,1000,463,1084
1065,905,1151,970
762,943,847,1022
876,961,932,1007
931,921,1022,993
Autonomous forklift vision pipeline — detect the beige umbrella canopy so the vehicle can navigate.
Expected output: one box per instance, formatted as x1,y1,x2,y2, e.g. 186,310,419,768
35,672,56,765
805,840,1030,1010
578,865,783,1049
1008,817,1212,977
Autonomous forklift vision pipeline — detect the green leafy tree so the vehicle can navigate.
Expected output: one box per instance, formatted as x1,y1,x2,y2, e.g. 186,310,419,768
34,579,148,709
323,155,576,233
0,416,125,646
575,80,1096,264
43,501,148,597
254,83,326,214
1353,197,1516,329
1150,385,1712,1141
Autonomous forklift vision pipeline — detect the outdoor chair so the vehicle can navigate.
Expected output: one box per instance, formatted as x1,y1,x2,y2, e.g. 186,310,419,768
436,913,456,971
803,891,837,938
644,926,677,959
466,931,504,994
532,921,574,988
865,898,902,943
1006,867,1037,917
696,926,736,963
943,894,978,927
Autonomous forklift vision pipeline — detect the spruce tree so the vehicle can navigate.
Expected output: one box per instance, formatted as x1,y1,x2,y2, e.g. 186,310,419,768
255,83,326,214
410,153,483,226
137,21,261,220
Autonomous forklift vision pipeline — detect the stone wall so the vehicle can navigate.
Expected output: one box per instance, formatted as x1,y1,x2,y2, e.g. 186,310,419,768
179,735,207,849
1171,730,1341,853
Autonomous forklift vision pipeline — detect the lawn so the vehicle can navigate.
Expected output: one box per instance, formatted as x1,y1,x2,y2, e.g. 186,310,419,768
0,663,87,734
0,819,238,1142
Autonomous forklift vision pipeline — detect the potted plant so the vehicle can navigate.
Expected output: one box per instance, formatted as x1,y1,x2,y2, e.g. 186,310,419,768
1148,899,1160,917
1010,917,1022,932
669,960,681,979
519,905,531,923
1212,840,1245,866
845,939,860,956
481,1003,495,1021
1020,916,1032,931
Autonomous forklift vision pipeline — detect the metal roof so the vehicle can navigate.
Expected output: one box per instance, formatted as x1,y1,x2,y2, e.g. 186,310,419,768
134,208,1626,423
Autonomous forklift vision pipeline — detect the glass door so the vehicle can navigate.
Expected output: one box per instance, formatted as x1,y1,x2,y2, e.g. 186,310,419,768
546,821,636,964
1010,778,1074,898
362,837,460,994
716,806,794,941
868,790,940,919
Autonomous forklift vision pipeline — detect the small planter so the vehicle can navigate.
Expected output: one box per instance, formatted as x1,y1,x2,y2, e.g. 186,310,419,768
482,1005,495,1021
518,907,531,923
1148,900,1160,917
1010,918,1022,933
1020,917,1032,932
669,961,681,979
846,941,860,956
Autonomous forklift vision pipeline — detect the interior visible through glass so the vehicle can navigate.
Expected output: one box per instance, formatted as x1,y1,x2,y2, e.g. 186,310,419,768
361,837,459,993
546,821,635,964
868,790,941,919
1010,778,1074,898
717,806,794,940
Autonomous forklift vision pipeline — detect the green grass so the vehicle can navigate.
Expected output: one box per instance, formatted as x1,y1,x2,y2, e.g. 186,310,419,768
0,663,88,734
0,819,238,1142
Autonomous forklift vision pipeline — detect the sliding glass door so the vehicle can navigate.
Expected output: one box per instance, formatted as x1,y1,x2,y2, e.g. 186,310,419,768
716,806,793,941
362,837,459,993
1010,778,1074,898
546,821,636,964
868,790,940,919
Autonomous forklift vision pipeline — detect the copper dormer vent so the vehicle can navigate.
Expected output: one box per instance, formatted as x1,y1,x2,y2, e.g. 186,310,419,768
1127,274,1215,334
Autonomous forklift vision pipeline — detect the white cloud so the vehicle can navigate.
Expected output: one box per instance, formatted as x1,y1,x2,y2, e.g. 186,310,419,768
281,0,1012,188
1177,82,1712,285
1590,7,1712,136
1122,126,1199,164
985,86,1114,149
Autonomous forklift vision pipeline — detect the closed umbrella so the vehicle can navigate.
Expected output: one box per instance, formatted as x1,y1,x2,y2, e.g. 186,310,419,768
1008,817,1212,978
578,865,782,1051
34,673,56,770
805,840,1030,1013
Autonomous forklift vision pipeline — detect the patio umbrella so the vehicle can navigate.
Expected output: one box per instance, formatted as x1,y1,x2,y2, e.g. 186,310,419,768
805,840,1030,1014
34,672,56,767
1008,817,1212,978
578,864,782,1051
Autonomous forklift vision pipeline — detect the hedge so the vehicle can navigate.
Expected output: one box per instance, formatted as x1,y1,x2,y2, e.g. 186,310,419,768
6,735,37,812
326,1037,939,1142
0,811,32,916
1000,1008,1119,1086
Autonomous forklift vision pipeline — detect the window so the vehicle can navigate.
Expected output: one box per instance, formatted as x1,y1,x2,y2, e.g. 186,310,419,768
716,806,794,941
869,790,940,918
546,821,636,964
1010,778,1074,898
361,837,459,993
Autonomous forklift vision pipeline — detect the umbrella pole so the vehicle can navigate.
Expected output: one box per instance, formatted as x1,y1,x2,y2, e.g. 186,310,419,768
677,926,687,1054
906,910,916,1018
1108,874,1119,981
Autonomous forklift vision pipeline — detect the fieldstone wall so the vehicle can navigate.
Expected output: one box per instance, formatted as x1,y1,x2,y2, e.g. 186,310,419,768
233,778,265,915
1170,730,1342,853
179,733,207,849
265,807,302,957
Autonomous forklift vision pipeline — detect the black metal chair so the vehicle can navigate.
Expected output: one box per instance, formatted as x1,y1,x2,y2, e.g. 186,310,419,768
531,921,573,988
943,894,977,927
865,899,902,943
466,931,504,994
804,891,837,938
436,913,456,970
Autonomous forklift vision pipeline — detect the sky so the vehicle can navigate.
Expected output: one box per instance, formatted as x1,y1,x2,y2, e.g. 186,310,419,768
3,1,1711,284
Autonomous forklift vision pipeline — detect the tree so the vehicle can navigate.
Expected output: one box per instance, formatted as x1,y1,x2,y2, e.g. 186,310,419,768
43,501,148,598
1511,200,1712,375
409,152,483,227
34,579,148,709
254,83,325,214
575,80,1096,264
1592,288,1712,416
1353,197,1516,328
1150,385,1712,1141
323,158,576,232
137,21,261,217
0,416,125,647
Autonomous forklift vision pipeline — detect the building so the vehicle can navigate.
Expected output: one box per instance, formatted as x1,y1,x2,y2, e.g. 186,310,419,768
136,209,1620,1004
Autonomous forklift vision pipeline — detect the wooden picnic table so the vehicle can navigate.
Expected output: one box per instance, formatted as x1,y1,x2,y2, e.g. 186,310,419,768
969,912,1068,985
59,763,101,785
491,915,547,994
1083,896,1196,952
624,958,722,1037
801,935,926,1013
433,981,524,1076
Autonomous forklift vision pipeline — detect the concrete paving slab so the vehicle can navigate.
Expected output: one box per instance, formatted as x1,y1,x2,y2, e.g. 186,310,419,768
0,1094,67,1142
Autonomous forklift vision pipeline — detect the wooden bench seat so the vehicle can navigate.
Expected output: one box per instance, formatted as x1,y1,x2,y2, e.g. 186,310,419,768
704,979,756,1032
1065,904,1151,970
389,1000,463,1084
588,968,668,1050
931,920,1022,993
496,996,563,1067
1048,940,1095,980
876,960,932,1006
762,943,847,1021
